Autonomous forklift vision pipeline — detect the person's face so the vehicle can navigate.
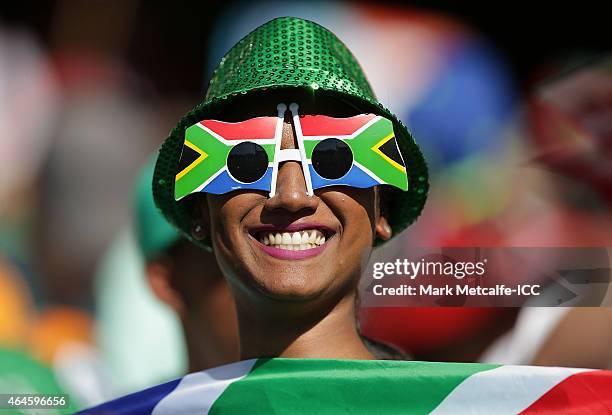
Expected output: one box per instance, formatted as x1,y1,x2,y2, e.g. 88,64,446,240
194,91,391,304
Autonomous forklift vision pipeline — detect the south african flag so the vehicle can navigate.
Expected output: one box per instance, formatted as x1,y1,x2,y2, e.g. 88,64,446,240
300,114,408,191
174,117,279,200
78,358,612,414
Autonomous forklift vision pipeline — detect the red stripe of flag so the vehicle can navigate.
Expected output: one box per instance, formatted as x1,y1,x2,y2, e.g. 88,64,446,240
200,117,278,140
520,370,612,414
300,114,376,136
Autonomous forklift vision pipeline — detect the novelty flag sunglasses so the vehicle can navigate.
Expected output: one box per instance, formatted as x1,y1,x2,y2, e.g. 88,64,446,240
174,103,408,201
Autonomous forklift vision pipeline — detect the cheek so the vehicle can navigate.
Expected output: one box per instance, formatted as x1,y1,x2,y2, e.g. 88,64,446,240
345,202,375,241
207,194,249,237
206,200,227,242
324,190,377,236
206,197,243,266
206,194,262,275
326,195,375,285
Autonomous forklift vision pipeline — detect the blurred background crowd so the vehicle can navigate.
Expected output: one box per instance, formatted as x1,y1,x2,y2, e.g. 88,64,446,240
0,0,611,411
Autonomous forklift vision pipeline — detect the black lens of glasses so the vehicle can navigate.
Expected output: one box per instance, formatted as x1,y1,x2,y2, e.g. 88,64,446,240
311,138,353,180
227,142,268,183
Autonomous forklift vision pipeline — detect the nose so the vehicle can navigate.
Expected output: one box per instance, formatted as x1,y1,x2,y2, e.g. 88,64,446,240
264,114,319,214
264,161,319,213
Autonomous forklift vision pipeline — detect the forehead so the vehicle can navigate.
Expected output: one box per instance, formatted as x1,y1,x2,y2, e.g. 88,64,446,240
212,89,362,121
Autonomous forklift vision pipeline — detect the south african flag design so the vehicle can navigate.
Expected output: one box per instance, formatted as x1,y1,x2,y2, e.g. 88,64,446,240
79,358,612,414
300,114,408,191
174,117,279,200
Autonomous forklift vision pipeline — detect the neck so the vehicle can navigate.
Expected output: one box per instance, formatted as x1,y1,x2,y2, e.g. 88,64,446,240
183,319,237,372
236,290,374,361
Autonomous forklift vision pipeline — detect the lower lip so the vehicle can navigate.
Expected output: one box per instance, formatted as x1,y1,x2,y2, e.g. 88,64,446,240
252,237,328,260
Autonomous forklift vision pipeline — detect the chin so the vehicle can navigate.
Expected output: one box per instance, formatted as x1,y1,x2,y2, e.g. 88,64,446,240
248,268,331,302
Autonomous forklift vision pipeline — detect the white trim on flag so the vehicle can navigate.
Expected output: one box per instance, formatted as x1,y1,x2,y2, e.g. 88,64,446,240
269,103,287,197
151,359,257,415
289,103,314,196
353,160,385,185
430,365,593,415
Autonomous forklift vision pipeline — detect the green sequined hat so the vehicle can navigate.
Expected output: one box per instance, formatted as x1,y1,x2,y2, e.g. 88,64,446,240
153,16,428,249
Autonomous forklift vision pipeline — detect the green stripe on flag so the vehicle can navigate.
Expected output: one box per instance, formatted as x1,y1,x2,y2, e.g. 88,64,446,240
303,139,317,158
175,125,230,199
302,118,408,190
262,143,275,161
348,118,407,190
209,358,498,414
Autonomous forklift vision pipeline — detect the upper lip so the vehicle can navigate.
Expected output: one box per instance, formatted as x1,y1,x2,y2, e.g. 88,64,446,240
248,223,336,238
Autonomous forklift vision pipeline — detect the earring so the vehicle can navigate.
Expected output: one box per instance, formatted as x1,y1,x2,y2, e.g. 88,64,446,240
383,223,392,235
191,222,207,240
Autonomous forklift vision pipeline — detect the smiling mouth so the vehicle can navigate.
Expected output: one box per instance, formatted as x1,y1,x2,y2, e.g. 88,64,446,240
248,226,335,252
257,229,326,250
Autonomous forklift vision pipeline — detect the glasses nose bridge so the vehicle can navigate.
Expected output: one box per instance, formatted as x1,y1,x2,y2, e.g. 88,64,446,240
276,158,307,191
266,159,317,212
268,102,313,198
266,102,317,209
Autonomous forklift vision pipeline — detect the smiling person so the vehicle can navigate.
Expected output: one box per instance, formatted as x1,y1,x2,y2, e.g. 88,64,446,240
148,15,428,365
80,17,612,415
154,74,426,362
175,89,421,363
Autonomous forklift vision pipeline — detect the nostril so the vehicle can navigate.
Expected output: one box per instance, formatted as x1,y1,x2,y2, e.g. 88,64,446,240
264,183,319,214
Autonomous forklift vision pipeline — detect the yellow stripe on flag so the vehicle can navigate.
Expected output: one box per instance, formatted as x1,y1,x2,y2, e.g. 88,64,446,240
371,133,406,173
176,140,208,181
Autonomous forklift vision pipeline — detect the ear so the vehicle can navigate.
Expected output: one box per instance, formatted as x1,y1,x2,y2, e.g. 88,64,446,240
375,216,392,241
145,258,187,316
374,186,392,241
190,197,210,241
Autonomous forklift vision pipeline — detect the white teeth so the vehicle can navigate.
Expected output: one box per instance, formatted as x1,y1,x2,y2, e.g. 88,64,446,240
291,232,301,244
282,233,292,244
257,229,329,250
